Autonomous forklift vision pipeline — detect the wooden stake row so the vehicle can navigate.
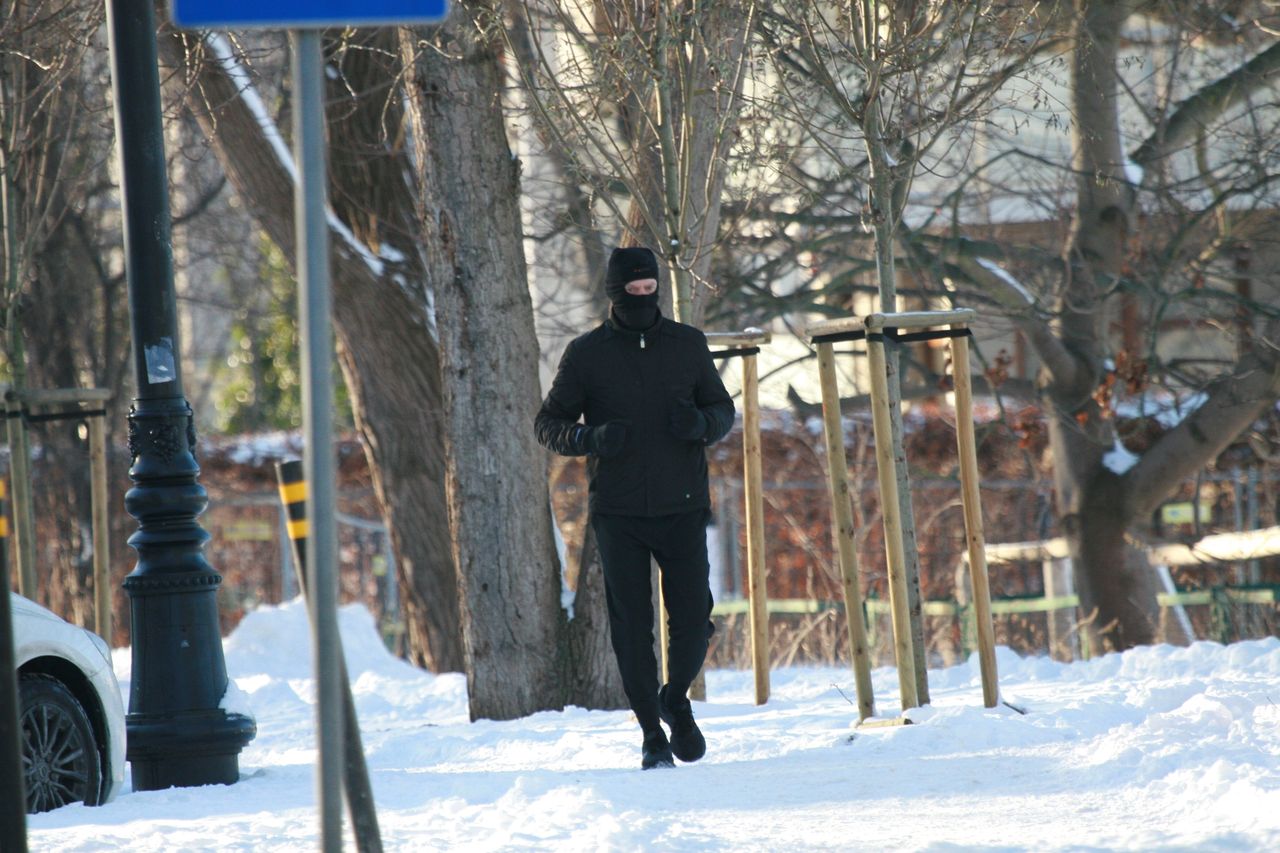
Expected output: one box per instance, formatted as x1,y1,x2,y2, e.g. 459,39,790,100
805,309,999,716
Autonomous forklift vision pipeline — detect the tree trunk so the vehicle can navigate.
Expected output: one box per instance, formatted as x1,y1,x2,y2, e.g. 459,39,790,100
400,2,568,720
1050,0,1151,651
861,61,930,704
321,28,467,673
942,1,1280,652
564,524,628,709
160,28,465,672
1062,466,1162,650
331,276,464,673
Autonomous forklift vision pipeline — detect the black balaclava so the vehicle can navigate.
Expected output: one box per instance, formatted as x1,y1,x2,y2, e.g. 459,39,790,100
605,246,660,330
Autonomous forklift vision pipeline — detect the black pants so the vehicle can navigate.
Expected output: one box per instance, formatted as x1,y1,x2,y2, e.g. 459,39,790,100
592,509,714,734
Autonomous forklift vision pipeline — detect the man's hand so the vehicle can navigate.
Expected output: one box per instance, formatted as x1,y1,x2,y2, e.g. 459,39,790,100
583,420,629,458
669,400,706,442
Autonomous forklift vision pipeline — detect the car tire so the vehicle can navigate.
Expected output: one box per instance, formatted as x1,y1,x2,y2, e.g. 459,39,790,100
20,673,103,813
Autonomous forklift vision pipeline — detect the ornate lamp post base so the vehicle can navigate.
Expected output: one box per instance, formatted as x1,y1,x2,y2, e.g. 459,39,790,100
120,401,257,791
126,711,257,790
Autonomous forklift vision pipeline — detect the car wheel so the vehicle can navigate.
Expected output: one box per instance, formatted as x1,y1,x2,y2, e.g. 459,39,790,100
20,673,102,813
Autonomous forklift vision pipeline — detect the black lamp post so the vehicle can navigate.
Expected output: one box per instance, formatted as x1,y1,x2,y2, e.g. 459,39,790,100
106,0,255,789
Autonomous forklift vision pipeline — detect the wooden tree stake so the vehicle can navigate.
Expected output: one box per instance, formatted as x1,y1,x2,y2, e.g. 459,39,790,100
742,349,769,705
950,329,999,707
816,342,875,720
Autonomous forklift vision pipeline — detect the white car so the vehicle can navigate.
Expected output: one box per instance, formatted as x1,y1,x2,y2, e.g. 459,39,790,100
10,592,126,812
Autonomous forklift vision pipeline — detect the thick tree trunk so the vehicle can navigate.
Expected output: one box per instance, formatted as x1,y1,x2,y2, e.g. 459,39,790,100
330,278,464,673
160,28,465,672
1075,503,1162,650
1040,459,1164,655
321,29,467,673
958,2,1280,652
400,3,567,720
1048,0,1153,650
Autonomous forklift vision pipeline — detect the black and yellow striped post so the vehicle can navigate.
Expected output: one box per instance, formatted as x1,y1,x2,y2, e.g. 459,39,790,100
0,480,30,848
275,460,382,853
278,461,310,588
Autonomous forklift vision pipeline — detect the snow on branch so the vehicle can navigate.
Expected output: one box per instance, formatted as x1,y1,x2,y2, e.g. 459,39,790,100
205,34,297,183
952,253,1082,392
204,33,386,279
1102,438,1139,475
976,257,1035,307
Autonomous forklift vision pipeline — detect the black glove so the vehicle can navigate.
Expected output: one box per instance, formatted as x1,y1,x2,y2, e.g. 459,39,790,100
583,420,628,458
669,399,706,442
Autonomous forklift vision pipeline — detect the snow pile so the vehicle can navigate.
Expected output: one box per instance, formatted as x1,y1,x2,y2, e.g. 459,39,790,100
30,599,1280,851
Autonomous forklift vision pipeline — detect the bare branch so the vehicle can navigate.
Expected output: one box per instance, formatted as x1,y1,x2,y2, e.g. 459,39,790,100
1125,318,1280,519
1132,38,1280,169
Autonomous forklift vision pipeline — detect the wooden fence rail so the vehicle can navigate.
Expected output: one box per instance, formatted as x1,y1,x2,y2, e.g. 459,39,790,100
712,585,1279,658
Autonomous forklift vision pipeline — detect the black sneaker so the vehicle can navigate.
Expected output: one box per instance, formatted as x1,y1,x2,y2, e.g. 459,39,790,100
641,729,675,770
658,684,706,763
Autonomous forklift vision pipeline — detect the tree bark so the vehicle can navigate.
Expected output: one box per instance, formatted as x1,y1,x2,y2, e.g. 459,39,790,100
564,524,628,709
400,2,568,720
321,28,467,674
160,28,465,672
1047,0,1147,651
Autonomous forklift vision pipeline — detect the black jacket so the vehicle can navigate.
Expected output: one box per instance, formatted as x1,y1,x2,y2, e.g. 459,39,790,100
535,312,735,517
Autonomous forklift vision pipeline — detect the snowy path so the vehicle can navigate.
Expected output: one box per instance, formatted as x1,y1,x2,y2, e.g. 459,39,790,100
28,600,1280,851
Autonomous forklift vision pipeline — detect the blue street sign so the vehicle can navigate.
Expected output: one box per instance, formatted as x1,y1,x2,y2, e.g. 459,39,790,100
171,0,448,29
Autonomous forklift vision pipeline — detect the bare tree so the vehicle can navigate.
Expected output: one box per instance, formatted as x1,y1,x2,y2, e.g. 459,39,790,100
752,1,1057,690
501,0,761,708
895,3,1280,649
711,2,1280,651
163,13,638,717
505,0,758,324
1,0,133,623
158,27,467,673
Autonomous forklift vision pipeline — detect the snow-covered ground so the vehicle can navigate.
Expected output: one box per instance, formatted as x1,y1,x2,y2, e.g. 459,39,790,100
28,599,1280,851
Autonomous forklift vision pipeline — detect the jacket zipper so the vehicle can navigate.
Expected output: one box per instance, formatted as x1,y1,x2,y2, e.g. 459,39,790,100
640,333,646,349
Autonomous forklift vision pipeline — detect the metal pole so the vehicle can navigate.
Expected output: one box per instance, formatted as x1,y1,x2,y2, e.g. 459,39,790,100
278,502,297,602
106,0,254,789
1247,466,1261,584
0,479,29,850
276,462,383,853
291,29,343,852
815,342,875,721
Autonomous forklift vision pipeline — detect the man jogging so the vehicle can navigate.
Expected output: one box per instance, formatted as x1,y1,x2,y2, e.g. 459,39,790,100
535,246,735,769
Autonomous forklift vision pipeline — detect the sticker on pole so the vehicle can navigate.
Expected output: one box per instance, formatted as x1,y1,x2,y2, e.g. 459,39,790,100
171,0,448,29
